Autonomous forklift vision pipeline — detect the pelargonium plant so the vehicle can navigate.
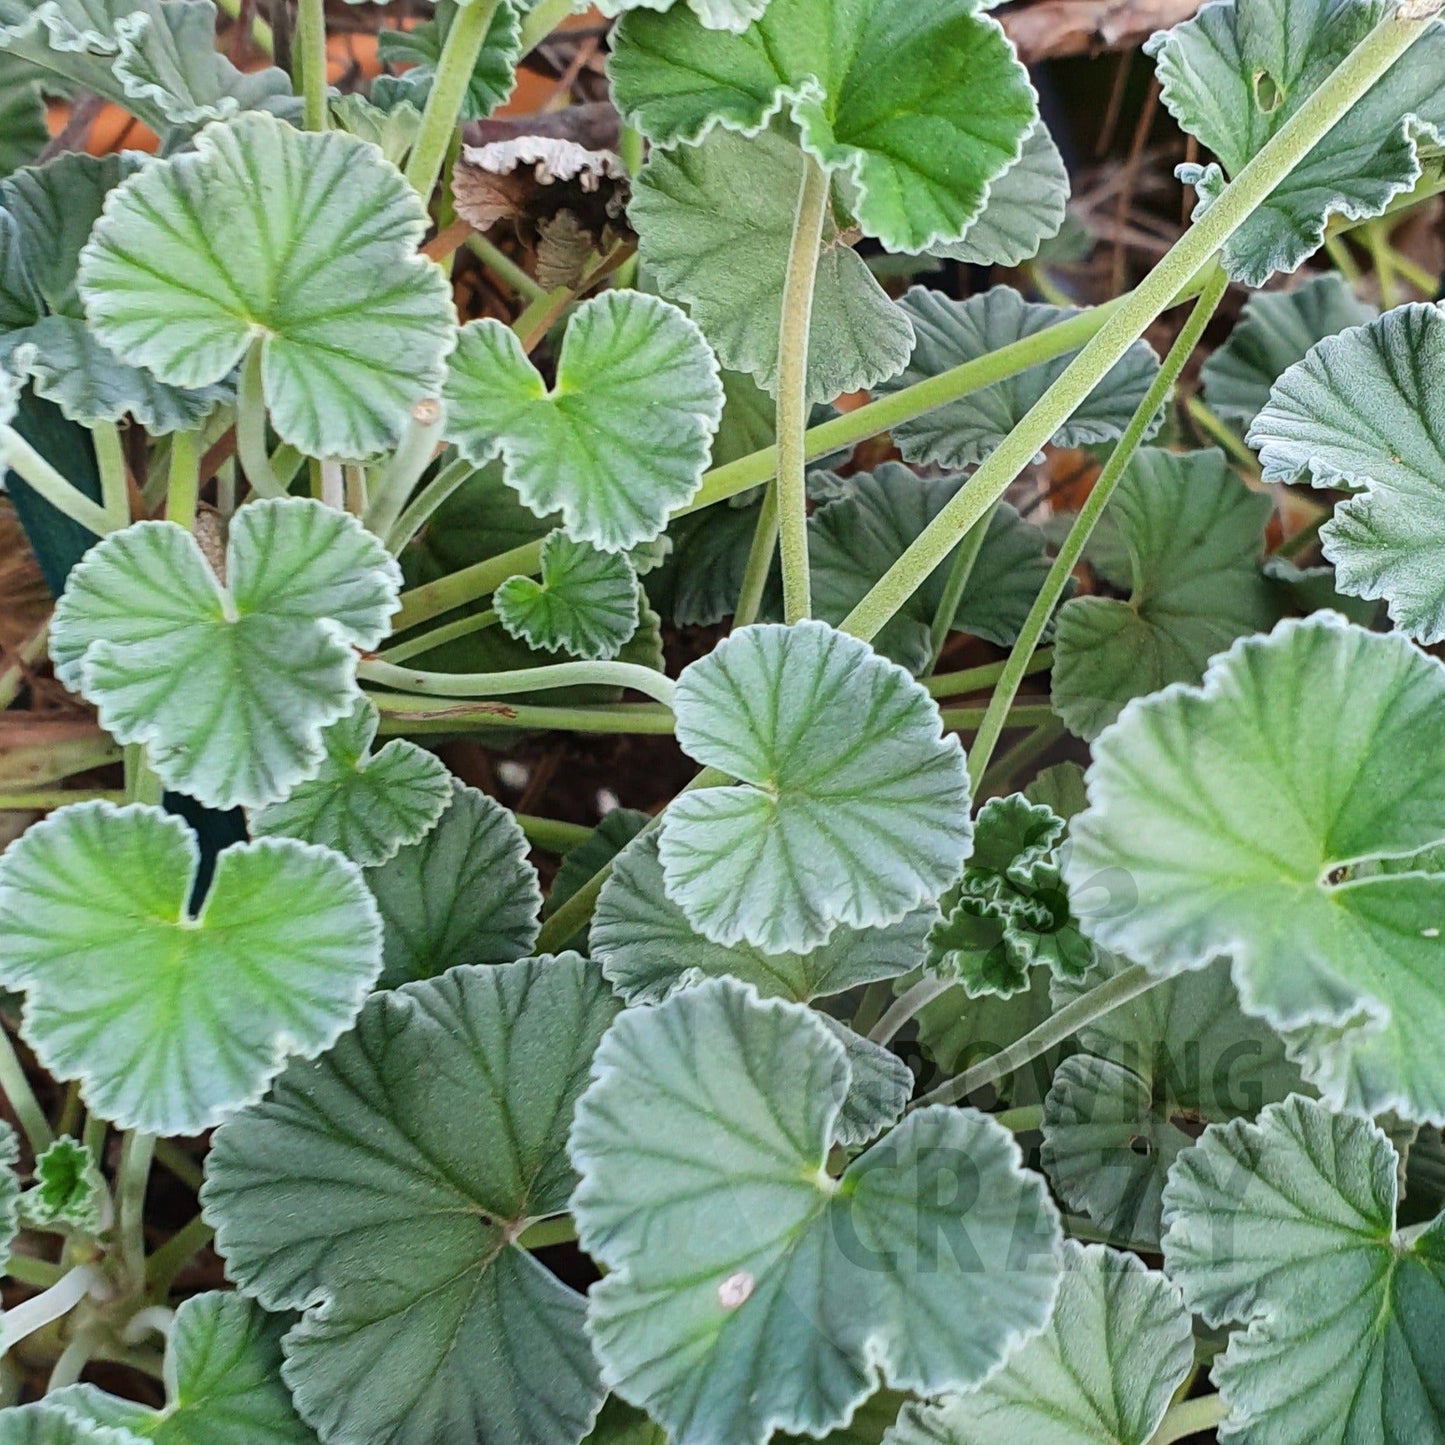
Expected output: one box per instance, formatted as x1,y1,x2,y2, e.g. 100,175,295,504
0,0,1443,1440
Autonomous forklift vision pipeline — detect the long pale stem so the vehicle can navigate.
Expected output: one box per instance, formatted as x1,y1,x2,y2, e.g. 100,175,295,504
371,695,676,735
1147,1393,1228,1445
0,1266,99,1354
967,265,1231,787
0,1026,53,1155
365,400,444,540
925,501,996,673
733,483,779,627
359,656,677,710
166,429,200,531
92,421,131,530
840,8,1439,645
776,156,829,622
235,343,287,499
405,0,504,202
295,0,327,131
117,1131,155,1293
0,430,112,537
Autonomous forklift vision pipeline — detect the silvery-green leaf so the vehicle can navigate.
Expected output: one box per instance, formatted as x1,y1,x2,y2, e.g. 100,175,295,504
495,531,640,660
543,809,651,953
0,1122,20,1259
0,58,45,181
1066,615,1445,1123
809,466,1053,672
1024,762,1088,822
1147,0,1445,285
0,0,293,137
660,621,973,953
1200,274,1376,430
593,0,771,33
887,1243,1193,1445
593,831,932,1005
375,0,518,120
1249,302,1445,644
19,1137,104,1232
365,782,541,987
1041,953,1306,1247
0,153,227,431
1051,448,1280,739
1162,1096,1445,1445
444,291,722,551
49,499,401,811
569,977,1062,1444
1262,555,1381,628
47,1292,316,1443
609,0,1036,254
965,795,1065,898
0,802,381,1135
249,698,451,868
327,93,421,168
928,122,1069,268
203,955,617,1445
880,288,1160,470
817,1014,913,1147
631,121,913,405
77,111,456,460
0,1406,138,1444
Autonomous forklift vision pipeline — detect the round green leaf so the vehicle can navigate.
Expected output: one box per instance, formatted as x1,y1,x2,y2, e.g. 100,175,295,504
818,1013,914,1148
570,977,1063,1444
630,121,914,406
250,697,451,867
879,288,1160,471
1051,448,1280,740
927,122,1069,268
593,830,933,1005
364,782,541,988
543,808,650,953
594,0,771,32
495,530,641,660
809,466,1054,674
1249,303,1445,644
50,499,402,811
443,290,723,551
1200,274,1376,430
659,621,973,953
48,1292,316,1443
77,110,456,460
1147,0,1445,286
1066,615,1445,1123
0,802,382,1136
202,955,618,1445
887,1243,1194,1445
0,1406,137,1445
609,0,1036,254
0,153,227,432
1040,953,1306,1248
1162,1095,1445,1445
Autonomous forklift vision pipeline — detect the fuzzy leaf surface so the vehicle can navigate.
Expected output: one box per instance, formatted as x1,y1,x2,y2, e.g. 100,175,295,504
20,1137,105,1232
49,499,401,811
202,956,617,1445
660,622,972,952
495,531,640,660
0,802,381,1135
374,0,518,119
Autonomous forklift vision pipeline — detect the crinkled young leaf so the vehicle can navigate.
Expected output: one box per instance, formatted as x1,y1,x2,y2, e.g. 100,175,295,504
0,57,45,181
249,698,451,868
570,977,1062,1445
50,499,401,811
659,622,973,953
1051,448,1280,739
1041,953,1306,1248
1147,0,1445,285
48,1292,316,1443
327,93,421,168
0,153,227,431
444,291,722,550
77,111,456,460
0,0,293,138
817,1014,914,1147
0,1121,20,1259
1066,615,1445,1123
495,531,641,660
609,0,1036,254
1249,303,1445,644
1200,274,1376,430
1162,1096,1445,1445
594,0,770,32
20,1137,105,1232
0,1406,138,1444
374,0,519,120
365,782,541,988
593,831,932,1005
880,288,1160,470
203,956,618,1445
887,1243,1194,1445
809,466,1054,674
0,802,381,1136
631,121,913,405
928,122,1069,268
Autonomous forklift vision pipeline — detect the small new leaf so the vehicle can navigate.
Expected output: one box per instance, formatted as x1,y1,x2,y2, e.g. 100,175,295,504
374,0,519,119
0,802,382,1136
250,698,451,867
49,499,401,811
495,531,641,660
660,622,973,953
20,1137,104,1233
444,291,723,551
